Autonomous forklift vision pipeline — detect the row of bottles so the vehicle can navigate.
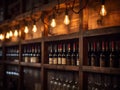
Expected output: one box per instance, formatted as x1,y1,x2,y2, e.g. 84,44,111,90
88,73,120,90
6,46,19,62
22,44,41,63
48,40,79,66
6,46,19,57
88,41,120,68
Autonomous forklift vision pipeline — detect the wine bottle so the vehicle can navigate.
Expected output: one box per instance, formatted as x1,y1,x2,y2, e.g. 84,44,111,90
76,42,79,66
100,41,106,67
91,42,97,66
88,42,91,66
32,45,35,57
105,41,110,67
109,41,116,67
71,42,76,65
66,43,71,65
53,44,58,64
58,44,62,65
49,44,53,64
96,41,101,66
62,44,67,65
115,41,119,68
37,45,41,57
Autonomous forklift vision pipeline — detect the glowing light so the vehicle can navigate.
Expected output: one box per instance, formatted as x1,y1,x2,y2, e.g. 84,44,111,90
64,15,70,25
100,5,107,16
24,26,29,33
14,30,18,37
9,31,13,37
51,18,56,27
6,32,10,39
32,24,37,32
0,34,4,40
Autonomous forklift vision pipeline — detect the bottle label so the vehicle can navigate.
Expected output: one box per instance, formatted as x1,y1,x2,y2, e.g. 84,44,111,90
62,58,66,65
110,55,115,67
53,58,57,64
77,60,79,66
71,59,75,65
91,56,96,66
58,57,62,64
100,55,105,67
49,58,53,64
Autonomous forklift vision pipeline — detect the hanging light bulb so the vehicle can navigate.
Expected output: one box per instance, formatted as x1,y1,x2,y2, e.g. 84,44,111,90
9,31,13,37
14,30,18,37
50,13,56,27
32,21,37,32
100,0,107,16
24,25,29,33
64,9,70,25
1,34,4,40
6,32,10,39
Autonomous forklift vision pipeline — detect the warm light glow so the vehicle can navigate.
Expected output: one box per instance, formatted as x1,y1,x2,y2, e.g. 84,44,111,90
14,30,18,37
0,34,4,40
9,31,13,37
51,18,56,27
32,24,37,32
64,15,70,25
100,5,107,16
19,30,21,37
24,26,29,33
6,32,10,39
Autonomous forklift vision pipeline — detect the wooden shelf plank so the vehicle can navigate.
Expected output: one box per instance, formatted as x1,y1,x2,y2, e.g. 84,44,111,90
4,41,20,46
83,26,120,37
44,32,80,42
21,38,43,44
44,64,79,71
82,66,120,75
4,61,19,65
20,62,41,68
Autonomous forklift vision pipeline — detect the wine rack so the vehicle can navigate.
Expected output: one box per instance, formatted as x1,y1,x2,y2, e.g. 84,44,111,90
0,26,120,90
84,35,120,68
45,38,79,66
5,45,19,62
22,43,41,63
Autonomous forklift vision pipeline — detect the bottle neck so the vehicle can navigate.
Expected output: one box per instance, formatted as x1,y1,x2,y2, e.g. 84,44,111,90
93,42,96,52
102,41,105,51
68,43,71,52
111,41,115,52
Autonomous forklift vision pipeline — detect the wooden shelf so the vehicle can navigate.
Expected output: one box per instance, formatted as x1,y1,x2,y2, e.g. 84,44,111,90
4,61,19,65
83,26,120,37
44,64,79,71
44,32,80,42
4,41,20,46
82,66,120,75
20,62,41,68
21,38,43,44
